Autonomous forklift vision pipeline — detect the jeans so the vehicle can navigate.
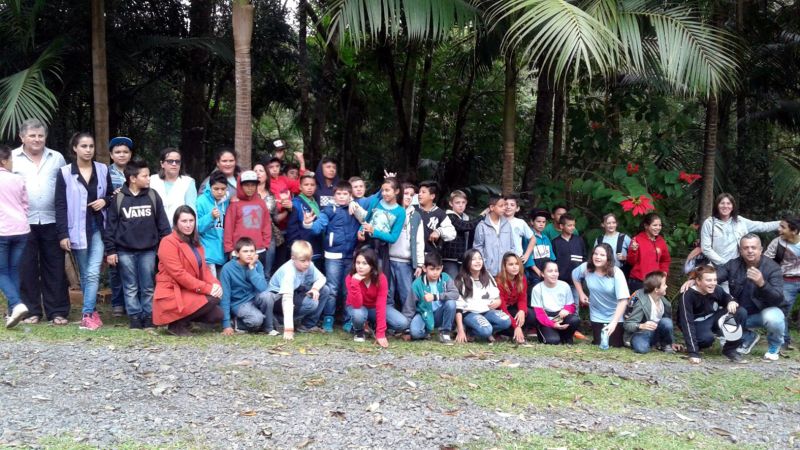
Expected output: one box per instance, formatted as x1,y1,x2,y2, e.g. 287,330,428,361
783,280,799,345
346,304,409,334
536,314,581,345
325,257,351,318
744,306,785,350
462,310,511,340
235,291,276,332
108,265,124,308
258,245,275,285
443,261,460,280
0,233,28,310
387,260,414,308
409,300,457,339
630,317,674,354
274,286,333,328
118,249,156,318
72,230,104,315
21,223,69,320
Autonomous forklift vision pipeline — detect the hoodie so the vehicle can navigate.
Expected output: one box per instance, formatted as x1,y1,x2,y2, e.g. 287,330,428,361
223,176,272,253
196,187,229,266
305,201,361,259
285,194,324,259
314,160,340,208
219,258,269,329
104,185,171,254
473,215,518,276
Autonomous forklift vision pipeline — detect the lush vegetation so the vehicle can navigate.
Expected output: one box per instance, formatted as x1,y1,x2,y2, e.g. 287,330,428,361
1,0,797,249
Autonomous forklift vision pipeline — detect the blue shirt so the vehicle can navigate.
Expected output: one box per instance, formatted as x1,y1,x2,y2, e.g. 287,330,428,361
596,233,631,268
572,263,630,323
269,260,326,295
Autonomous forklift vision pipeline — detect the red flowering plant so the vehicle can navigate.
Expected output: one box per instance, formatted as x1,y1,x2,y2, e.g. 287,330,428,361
679,171,702,184
626,162,640,176
619,195,655,216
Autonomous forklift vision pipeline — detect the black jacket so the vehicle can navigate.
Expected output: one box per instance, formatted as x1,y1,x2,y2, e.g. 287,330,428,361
441,210,482,262
104,185,171,254
677,286,736,357
716,256,785,314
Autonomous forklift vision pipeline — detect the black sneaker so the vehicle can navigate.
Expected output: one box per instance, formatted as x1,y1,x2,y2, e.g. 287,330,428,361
129,316,143,330
725,351,748,364
142,315,155,330
354,331,365,342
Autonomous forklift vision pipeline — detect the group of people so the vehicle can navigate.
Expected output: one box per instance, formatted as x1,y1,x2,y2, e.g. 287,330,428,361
1,118,798,363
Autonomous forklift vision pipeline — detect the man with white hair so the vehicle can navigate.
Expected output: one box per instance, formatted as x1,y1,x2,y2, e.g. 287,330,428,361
12,119,69,325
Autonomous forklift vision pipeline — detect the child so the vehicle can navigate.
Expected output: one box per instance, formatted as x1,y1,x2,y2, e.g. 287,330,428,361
219,237,277,336
416,180,456,255
105,159,172,329
346,247,409,346
315,157,339,207
268,240,333,339
402,252,458,344
267,154,305,199
196,171,230,277
543,205,580,241
442,190,483,279
552,213,585,287
496,253,533,344
223,170,272,278
288,173,324,269
387,182,424,309
304,181,361,332
350,175,383,209
595,213,631,270
473,195,517,276
0,144,30,328
530,261,580,345
358,178,406,279
107,136,133,317
454,249,512,343
525,209,555,286
624,270,676,354
503,194,537,271
285,163,299,180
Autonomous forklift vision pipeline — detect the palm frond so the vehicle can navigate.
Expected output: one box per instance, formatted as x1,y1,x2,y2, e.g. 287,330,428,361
486,0,620,81
741,101,800,131
133,36,235,63
771,147,800,209
326,0,477,48
0,38,63,140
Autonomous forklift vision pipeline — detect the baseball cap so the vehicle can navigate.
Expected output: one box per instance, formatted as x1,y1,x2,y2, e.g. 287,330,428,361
717,313,743,341
109,136,133,149
240,170,258,183
272,139,288,150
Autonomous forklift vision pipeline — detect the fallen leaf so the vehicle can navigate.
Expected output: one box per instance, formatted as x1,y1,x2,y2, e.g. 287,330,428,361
499,360,520,368
444,409,462,416
439,373,456,380
233,360,254,367
239,410,258,417
675,412,695,422
405,380,417,389
710,427,733,436
785,386,800,394
367,401,380,412
295,438,314,449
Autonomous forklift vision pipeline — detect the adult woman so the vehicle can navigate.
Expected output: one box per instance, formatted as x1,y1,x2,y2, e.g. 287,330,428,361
627,213,671,292
594,213,631,269
701,193,779,266
199,148,239,200
0,145,31,328
765,216,800,350
572,244,631,347
531,261,580,345
55,132,113,330
149,148,197,224
154,205,224,336
454,249,512,343
623,271,677,354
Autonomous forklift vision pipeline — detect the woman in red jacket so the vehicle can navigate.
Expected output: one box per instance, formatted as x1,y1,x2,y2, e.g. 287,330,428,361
154,205,224,336
496,253,531,344
627,213,671,292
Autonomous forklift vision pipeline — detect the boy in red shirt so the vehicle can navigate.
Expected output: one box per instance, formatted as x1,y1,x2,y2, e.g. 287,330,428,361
223,171,272,277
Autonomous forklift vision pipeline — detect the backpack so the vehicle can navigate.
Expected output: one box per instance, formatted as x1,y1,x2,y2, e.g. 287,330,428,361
595,233,631,277
115,189,157,215
773,242,787,265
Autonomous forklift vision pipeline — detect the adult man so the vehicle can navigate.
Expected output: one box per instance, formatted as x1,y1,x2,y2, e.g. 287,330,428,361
12,119,69,324
716,234,785,360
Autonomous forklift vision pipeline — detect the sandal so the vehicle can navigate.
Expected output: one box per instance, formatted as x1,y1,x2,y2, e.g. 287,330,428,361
51,316,69,326
23,316,40,324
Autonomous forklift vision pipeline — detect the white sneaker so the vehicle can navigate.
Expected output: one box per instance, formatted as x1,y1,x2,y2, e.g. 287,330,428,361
764,346,780,361
267,330,280,336
737,333,760,355
5,303,29,329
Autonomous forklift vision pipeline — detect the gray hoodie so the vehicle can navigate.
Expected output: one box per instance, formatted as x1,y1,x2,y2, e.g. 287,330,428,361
472,215,518,276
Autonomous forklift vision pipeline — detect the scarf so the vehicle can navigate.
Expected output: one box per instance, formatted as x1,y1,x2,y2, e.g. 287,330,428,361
298,193,320,217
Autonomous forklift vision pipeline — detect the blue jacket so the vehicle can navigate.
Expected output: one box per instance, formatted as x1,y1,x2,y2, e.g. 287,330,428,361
196,188,229,266
307,202,360,259
286,195,324,258
219,258,269,329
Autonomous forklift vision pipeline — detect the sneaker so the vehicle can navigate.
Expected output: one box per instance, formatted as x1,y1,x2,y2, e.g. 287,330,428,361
782,342,796,351
5,303,29,329
764,345,780,361
737,332,760,355
91,311,104,328
725,351,748,364
167,322,193,337
142,315,155,330
129,316,143,330
267,330,280,336
112,305,125,317
439,333,454,346
322,316,334,333
80,314,101,331
342,320,352,333
662,345,676,354
298,325,322,333
353,331,365,343
573,331,587,341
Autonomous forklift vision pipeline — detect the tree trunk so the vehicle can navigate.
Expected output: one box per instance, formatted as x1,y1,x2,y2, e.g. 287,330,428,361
500,51,517,195
91,0,110,163
522,69,554,193
232,1,254,170
438,63,476,193
410,42,433,177
699,95,719,220
551,79,566,179
181,0,214,181
297,0,310,148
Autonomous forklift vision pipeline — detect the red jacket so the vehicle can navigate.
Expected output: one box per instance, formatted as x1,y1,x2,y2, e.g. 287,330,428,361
497,276,528,328
223,175,272,252
346,273,389,339
153,232,220,325
627,231,671,280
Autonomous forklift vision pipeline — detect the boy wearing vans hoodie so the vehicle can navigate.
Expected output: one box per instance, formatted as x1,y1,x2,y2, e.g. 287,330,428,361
223,171,272,276
104,159,171,329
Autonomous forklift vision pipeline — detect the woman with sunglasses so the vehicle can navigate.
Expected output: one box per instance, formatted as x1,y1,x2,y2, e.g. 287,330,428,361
150,147,197,224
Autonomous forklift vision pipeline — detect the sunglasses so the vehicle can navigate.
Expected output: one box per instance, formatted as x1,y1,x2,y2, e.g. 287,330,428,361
164,159,181,165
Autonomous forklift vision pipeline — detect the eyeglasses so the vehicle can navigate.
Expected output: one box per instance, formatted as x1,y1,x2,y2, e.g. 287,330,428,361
164,159,181,165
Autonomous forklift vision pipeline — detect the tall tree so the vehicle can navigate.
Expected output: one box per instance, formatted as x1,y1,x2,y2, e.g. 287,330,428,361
232,0,255,169
90,0,110,163
500,50,517,195
699,95,718,219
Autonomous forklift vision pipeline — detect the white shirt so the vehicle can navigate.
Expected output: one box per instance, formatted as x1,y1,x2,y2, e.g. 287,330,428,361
12,146,66,225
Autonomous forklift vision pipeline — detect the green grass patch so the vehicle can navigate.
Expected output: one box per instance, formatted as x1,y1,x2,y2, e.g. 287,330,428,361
686,369,800,403
37,434,208,450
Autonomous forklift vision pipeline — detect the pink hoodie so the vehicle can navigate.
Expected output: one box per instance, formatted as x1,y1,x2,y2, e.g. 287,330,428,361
0,167,30,236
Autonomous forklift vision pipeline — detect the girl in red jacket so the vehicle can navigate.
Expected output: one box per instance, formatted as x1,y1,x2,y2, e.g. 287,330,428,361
496,252,531,344
627,213,671,292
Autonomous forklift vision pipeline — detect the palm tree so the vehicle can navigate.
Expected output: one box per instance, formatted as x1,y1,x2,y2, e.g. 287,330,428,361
232,0,255,169
91,0,110,163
